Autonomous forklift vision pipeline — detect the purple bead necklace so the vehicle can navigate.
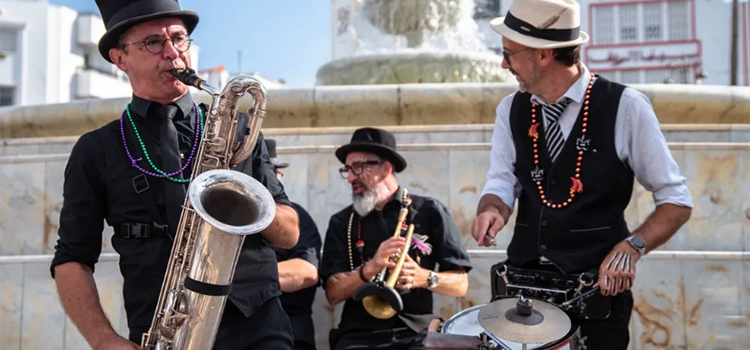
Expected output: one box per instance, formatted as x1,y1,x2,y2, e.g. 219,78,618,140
119,103,203,183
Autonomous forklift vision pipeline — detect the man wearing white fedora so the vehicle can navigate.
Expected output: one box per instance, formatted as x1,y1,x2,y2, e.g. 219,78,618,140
471,0,693,348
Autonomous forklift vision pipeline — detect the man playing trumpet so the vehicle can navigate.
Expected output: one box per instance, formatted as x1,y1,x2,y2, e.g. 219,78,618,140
320,127,473,350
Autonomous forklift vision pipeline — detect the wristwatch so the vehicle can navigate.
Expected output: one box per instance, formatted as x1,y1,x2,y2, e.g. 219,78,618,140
427,271,439,289
625,236,646,256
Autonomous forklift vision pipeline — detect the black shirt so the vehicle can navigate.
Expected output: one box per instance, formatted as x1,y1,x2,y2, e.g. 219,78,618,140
273,202,321,315
273,202,321,347
50,92,293,331
319,187,472,333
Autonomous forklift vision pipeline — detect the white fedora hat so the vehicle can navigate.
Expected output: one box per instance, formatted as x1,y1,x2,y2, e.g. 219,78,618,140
490,0,589,49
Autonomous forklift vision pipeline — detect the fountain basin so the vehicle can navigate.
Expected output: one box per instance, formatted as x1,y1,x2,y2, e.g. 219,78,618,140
316,50,512,85
362,0,472,47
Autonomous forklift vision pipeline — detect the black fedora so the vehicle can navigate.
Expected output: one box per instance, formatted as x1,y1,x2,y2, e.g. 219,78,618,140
95,0,200,63
264,139,289,170
335,127,407,173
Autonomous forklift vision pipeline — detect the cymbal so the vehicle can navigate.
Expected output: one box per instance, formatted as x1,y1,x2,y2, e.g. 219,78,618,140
478,297,571,345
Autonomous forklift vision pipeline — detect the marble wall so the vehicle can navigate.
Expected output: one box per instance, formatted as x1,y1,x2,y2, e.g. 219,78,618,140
1,138,749,349
1,83,749,139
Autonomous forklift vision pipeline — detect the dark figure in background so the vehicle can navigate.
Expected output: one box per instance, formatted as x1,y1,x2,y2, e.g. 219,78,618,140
49,1,299,349
266,138,323,350
320,127,473,350
471,0,693,348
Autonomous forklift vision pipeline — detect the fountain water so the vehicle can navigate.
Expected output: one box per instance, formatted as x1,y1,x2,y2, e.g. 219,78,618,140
316,0,512,85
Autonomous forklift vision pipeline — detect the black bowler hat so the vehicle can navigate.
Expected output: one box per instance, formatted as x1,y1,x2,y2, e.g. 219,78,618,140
264,139,289,170
335,127,407,173
94,0,200,63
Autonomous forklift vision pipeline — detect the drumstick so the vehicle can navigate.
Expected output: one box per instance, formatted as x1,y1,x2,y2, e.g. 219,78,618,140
483,234,497,246
560,287,601,308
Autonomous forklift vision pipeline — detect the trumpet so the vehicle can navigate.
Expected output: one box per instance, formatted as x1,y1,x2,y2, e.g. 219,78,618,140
353,207,414,319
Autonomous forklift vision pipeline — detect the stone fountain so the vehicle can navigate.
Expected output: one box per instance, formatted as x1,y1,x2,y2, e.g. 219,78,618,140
315,0,512,85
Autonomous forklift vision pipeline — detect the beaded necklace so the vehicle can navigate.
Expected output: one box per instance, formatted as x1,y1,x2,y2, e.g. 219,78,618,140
347,189,411,271
119,103,203,183
528,71,594,209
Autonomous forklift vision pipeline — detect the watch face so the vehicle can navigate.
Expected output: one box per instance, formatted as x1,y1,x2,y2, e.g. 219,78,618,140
634,237,645,248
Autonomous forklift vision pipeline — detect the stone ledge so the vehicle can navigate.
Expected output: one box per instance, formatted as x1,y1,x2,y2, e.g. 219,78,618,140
1,83,748,139
3,250,750,262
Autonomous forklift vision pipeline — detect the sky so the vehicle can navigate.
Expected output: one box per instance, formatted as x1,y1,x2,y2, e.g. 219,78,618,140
50,0,333,86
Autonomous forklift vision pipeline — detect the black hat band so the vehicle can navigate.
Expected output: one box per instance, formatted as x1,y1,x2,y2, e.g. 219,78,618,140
106,0,182,29
504,12,580,42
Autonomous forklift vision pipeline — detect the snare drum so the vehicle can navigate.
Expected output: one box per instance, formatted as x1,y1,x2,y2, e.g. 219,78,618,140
440,304,583,350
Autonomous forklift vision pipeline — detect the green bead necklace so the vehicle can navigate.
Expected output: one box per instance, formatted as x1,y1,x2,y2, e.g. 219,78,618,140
122,104,204,183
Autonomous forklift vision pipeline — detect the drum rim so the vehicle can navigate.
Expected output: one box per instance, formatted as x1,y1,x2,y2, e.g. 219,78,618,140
439,303,487,334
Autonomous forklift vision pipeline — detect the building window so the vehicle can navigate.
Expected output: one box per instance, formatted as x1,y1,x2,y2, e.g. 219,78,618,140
643,3,663,41
620,70,642,84
473,0,502,19
619,4,639,43
593,6,616,44
0,28,18,52
0,86,15,106
668,1,689,40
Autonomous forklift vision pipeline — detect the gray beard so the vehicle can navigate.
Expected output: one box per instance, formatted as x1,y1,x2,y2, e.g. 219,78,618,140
352,183,391,217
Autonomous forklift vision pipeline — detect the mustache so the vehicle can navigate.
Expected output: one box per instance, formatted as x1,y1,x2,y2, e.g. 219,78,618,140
351,180,366,188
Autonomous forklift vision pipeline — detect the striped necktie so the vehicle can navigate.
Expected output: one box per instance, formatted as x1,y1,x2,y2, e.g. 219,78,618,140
543,99,571,163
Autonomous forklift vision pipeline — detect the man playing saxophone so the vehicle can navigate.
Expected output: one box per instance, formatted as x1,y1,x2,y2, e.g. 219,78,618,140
49,1,299,349
320,127,473,350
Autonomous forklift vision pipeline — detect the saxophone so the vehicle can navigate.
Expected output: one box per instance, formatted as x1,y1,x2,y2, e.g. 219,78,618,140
140,68,276,350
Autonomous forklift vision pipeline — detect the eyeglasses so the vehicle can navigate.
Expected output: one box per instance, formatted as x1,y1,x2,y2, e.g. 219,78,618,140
502,48,531,65
338,160,382,178
122,33,193,55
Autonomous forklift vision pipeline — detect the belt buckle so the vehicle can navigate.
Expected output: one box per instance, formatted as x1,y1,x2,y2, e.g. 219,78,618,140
539,258,554,265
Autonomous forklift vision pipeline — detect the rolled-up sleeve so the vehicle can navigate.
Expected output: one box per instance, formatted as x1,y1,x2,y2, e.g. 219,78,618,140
318,214,350,287
481,94,522,210
621,89,693,208
428,199,473,273
281,203,322,267
50,132,106,278
240,130,293,208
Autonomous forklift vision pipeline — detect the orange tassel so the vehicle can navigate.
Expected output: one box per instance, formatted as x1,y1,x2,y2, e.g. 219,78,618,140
528,123,540,139
570,177,583,193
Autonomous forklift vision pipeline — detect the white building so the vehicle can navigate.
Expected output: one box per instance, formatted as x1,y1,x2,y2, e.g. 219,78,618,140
198,65,286,89
0,0,200,107
330,0,750,86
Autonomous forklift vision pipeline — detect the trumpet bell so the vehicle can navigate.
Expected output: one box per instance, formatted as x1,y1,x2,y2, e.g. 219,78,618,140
355,282,404,320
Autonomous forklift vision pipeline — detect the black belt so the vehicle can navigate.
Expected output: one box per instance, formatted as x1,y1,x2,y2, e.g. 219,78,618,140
115,223,168,239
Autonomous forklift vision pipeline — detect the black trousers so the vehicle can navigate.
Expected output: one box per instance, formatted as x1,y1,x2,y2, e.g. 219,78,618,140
330,327,426,350
571,290,633,350
289,314,317,350
129,296,294,350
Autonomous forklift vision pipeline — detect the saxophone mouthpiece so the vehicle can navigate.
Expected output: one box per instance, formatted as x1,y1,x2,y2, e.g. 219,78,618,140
171,68,204,88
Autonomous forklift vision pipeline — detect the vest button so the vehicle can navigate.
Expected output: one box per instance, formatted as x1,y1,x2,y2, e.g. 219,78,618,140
540,244,547,250
551,179,556,185
541,220,548,226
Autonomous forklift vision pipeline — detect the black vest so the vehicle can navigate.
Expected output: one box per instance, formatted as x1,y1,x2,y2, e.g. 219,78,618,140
93,105,279,329
508,76,634,274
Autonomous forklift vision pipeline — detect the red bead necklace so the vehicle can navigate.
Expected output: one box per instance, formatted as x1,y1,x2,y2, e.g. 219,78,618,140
528,72,594,209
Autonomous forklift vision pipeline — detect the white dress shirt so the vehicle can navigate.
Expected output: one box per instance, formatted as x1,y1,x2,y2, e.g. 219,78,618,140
481,63,694,212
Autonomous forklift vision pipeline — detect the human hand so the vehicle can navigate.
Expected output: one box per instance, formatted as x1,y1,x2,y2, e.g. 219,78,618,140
363,236,407,279
595,241,640,296
396,254,426,290
94,334,140,350
471,211,505,247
